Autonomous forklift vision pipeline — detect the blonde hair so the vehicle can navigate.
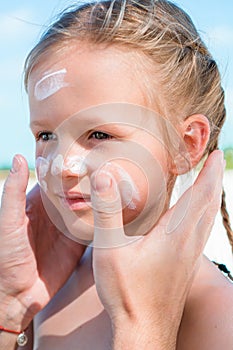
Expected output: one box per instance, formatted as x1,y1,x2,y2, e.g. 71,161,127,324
24,0,233,252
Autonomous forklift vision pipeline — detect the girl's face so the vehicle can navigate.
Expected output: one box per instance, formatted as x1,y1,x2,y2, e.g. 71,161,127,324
28,43,177,245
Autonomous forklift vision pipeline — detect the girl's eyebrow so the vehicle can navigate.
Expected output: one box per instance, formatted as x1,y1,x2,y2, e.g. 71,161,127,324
29,114,111,130
29,113,138,137
29,120,54,130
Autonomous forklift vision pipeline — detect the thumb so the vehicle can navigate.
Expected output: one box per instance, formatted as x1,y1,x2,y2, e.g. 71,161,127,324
90,170,132,248
0,155,29,228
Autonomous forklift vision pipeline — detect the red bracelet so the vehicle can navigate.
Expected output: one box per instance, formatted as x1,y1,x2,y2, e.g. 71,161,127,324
0,325,28,346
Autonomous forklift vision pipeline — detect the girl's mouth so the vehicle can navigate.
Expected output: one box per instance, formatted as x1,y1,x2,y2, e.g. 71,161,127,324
58,192,92,211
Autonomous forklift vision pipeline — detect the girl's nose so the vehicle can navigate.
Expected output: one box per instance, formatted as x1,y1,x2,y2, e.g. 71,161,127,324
50,153,88,178
62,154,88,177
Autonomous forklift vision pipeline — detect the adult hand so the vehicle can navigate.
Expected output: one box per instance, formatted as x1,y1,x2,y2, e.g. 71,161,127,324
90,150,224,349
0,155,86,330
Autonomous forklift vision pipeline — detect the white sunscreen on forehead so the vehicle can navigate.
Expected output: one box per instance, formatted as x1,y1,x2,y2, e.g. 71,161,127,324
34,68,69,101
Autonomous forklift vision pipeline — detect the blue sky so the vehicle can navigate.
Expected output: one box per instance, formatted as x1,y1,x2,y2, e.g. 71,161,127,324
0,0,233,168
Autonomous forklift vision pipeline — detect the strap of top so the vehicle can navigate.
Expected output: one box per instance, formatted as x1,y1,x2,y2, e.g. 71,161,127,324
213,261,233,282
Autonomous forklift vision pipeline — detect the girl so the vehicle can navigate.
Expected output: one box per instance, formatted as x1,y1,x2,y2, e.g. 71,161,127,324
0,1,233,349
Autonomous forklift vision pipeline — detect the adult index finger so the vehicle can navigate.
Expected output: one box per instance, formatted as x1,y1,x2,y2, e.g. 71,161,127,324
90,169,136,248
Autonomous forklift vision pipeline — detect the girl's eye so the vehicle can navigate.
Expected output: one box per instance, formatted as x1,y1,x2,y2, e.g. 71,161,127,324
89,131,112,140
37,132,57,142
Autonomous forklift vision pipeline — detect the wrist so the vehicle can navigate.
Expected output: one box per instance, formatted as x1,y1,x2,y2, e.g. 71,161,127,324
0,292,36,331
112,317,178,350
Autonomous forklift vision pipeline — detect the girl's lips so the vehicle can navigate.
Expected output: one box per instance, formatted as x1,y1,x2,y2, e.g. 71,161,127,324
58,192,92,211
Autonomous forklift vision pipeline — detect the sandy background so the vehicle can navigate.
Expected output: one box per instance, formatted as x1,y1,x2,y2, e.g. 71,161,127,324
0,170,233,274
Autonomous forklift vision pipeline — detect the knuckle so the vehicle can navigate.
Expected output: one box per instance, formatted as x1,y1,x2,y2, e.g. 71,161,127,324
2,179,14,194
94,199,121,216
95,211,114,224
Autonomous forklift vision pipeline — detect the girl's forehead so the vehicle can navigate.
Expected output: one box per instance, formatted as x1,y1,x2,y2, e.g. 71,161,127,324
28,43,151,94
28,44,153,123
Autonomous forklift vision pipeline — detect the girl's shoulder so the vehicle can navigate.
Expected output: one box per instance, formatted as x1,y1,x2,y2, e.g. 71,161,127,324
178,257,233,349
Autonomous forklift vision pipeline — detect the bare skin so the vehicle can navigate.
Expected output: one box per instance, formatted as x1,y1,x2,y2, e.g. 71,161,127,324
31,249,233,350
1,44,232,349
19,153,233,350
1,153,233,350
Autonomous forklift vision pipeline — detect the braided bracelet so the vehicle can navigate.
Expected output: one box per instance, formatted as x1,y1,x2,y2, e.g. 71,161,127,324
0,325,28,346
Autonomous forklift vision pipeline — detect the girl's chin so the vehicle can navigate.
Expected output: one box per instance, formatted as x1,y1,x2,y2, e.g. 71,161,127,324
61,214,95,243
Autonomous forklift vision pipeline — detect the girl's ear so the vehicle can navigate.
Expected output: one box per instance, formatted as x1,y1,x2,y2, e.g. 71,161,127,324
171,114,210,175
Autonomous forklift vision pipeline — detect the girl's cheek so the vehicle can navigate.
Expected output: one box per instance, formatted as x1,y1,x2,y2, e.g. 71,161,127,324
100,161,147,225
35,156,51,192
122,191,145,224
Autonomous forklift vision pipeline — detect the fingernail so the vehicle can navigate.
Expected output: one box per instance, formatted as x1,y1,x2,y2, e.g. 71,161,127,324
92,171,112,192
11,156,21,173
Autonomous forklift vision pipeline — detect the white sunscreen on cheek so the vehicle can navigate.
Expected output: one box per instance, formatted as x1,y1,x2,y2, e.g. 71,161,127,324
40,180,48,193
51,154,64,176
34,68,69,101
36,156,50,193
36,156,50,178
105,162,140,210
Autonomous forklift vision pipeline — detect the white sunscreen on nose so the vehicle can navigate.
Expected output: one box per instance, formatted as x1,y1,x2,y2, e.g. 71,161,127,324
105,162,140,210
65,155,88,176
51,154,88,176
34,68,69,101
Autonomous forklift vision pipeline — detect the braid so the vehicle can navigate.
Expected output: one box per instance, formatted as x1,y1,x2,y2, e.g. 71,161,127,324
207,135,233,262
202,73,233,255
207,140,233,255
207,142,233,255
221,189,233,254
208,141,233,254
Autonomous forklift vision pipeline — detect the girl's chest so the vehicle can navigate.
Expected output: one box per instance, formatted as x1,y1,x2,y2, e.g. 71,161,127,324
33,253,113,350
32,251,220,350
34,307,112,350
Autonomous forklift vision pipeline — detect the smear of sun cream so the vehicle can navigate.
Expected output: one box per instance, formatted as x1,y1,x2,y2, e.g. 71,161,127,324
40,180,48,193
51,154,88,176
65,155,88,176
36,156,50,193
105,162,140,210
36,156,50,178
34,68,69,101
51,154,64,176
